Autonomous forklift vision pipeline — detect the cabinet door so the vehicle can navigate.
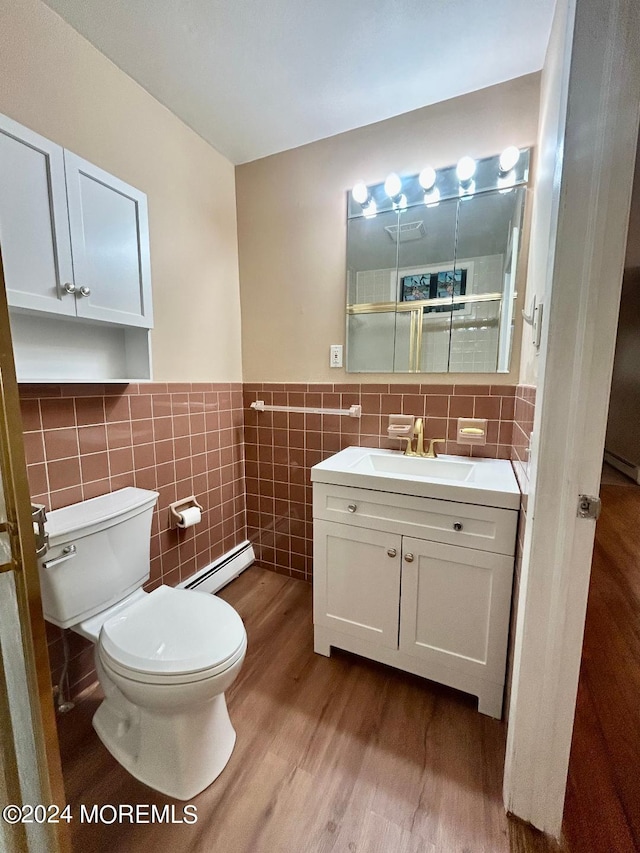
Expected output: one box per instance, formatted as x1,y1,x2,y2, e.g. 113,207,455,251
399,537,513,685
0,114,75,315
64,151,153,328
313,520,401,649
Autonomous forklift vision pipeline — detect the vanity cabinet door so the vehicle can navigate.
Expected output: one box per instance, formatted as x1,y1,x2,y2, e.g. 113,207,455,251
0,114,75,316
313,520,402,649
64,151,153,328
399,537,514,687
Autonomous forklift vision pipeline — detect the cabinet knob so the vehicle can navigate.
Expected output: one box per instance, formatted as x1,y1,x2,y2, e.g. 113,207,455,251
347,503,357,513
453,522,463,531
404,553,414,563
63,282,76,295
387,548,397,558
79,286,91,298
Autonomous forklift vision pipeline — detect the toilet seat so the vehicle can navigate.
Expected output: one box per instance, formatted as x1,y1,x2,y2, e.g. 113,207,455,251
98,585,247,685
99,639,246,685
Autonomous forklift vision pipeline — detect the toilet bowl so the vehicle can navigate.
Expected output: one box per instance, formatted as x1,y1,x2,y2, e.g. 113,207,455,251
38,487,247,799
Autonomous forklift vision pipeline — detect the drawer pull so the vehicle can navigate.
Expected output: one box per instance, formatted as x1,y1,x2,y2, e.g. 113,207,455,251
387,548,397,558
347,504,357,513
404,553,414,563
453,522,464,532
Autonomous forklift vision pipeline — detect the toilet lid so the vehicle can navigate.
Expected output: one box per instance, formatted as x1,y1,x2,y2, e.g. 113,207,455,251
99,585,246,677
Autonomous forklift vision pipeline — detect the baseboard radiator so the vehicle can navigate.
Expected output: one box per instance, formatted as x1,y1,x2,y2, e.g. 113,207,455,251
604,450,640,484
180,539,255,595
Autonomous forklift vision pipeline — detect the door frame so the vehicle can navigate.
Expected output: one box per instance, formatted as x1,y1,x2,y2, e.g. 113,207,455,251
0,248,69,852
503,0,640,836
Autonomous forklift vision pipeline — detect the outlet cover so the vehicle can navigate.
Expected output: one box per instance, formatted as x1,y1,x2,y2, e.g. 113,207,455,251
330,345,343,368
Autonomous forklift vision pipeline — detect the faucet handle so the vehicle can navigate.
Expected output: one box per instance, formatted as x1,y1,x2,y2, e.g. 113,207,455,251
401,436,416,456
426,438,447,458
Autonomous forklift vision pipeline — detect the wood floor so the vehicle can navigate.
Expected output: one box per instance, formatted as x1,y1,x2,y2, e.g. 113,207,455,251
600,461,637,487
563,482,640,853
58,566,560,853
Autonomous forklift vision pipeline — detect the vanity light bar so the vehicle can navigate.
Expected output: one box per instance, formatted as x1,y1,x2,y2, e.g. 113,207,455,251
348,147,530,219
250,401,362,418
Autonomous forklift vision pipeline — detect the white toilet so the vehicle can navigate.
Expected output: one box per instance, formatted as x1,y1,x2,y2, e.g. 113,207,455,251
38,487,247,800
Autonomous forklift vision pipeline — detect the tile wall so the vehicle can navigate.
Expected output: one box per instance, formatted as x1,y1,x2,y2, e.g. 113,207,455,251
504,383,537,718
511,384,536,508
20,382,246,698
243,382,517,581
22,378,534,701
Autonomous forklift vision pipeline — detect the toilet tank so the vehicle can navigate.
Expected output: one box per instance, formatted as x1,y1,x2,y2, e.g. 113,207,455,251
38,488,159,629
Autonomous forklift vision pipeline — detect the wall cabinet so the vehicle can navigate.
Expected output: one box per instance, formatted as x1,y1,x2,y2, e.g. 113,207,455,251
313,483,518,718
63,152,152,329
0,114,74,317
0,112,153,382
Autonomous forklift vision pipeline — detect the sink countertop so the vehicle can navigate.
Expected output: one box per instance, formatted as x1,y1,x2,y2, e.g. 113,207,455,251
311,446,521,510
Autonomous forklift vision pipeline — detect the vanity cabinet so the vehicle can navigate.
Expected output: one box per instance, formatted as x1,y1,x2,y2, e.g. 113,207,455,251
313,521,402,649
312,482,518,718
0,112,153,381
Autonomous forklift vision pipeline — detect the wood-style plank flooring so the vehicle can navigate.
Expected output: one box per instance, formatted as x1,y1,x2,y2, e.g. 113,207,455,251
58,567,560,853
563,481,640,853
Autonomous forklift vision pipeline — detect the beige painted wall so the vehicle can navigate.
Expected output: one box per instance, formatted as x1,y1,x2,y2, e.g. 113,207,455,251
237,75,541,384
517,0,570,387
0,0,242,382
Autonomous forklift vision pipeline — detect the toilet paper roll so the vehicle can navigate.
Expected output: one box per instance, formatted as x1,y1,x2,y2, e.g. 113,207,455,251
178,506,201,528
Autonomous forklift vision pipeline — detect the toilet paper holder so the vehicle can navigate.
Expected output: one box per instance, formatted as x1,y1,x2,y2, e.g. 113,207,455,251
169,496,204,529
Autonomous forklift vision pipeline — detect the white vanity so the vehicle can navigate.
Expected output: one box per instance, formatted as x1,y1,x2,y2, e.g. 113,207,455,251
311,447,520,718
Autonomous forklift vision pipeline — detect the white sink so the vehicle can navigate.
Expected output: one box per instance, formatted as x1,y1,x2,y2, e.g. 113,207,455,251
311,447,520,509
351,452,475,482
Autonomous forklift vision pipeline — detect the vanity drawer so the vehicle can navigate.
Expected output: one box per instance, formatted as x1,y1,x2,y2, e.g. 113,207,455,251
313,483,517,556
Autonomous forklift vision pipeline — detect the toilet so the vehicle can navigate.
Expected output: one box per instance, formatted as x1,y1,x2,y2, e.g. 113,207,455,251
38,487,247,800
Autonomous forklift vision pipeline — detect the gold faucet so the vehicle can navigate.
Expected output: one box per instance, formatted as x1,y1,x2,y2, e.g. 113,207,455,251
425,437,447,458
403,418,446,458
414,418,425,456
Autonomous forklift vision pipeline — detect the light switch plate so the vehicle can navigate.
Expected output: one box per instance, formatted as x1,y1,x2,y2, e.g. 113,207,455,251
330,345,343,368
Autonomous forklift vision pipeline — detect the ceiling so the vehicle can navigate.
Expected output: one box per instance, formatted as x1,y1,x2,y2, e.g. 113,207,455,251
41,0,556,165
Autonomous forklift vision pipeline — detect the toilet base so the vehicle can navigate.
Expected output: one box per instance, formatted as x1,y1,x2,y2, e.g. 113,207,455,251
93,691,237,800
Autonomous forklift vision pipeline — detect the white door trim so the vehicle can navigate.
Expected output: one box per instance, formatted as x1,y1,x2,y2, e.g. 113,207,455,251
503,0,640,836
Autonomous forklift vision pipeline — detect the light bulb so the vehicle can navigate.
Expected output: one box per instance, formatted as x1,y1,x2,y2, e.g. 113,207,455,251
424,187,440,207
363,198,377,219
352,181,369,205
497,172,516,193
456,156,476,184
499,146,520,174
419,166,436,191
384,172,402,199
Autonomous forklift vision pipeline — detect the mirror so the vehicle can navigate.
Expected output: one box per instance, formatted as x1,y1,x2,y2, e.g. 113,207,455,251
345,151,529,373
346,209,400,373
